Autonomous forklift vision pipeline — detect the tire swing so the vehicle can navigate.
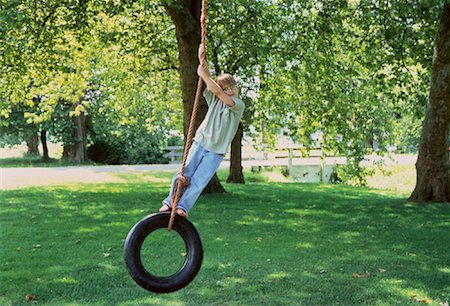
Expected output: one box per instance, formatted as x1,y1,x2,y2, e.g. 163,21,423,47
124,212,203,293
124,0,209,293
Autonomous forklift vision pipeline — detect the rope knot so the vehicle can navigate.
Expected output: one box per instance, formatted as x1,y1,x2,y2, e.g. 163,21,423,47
178,175,190,188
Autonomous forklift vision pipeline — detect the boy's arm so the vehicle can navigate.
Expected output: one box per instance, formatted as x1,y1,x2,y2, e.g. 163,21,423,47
197,44,236,107
197,62,236,107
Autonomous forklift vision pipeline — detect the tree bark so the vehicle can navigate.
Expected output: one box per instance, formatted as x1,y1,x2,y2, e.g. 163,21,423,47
25,132,40,156
40,129,50,161
62,103,87,163
203,174,226,194
73,109,87,163
409,2,450,203
227,122,245,184
164,1,206,136
165,0,225,194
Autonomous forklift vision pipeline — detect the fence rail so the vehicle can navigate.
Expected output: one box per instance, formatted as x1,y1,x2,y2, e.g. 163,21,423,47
165,145,326,165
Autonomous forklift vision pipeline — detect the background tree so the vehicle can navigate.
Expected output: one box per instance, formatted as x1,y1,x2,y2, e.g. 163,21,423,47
409,1,450,202
84,6,182,165
2,0,448,200
207,0,280,183
0,0,93,162
1,1,182,164
249,0,443,185
163,0,225,193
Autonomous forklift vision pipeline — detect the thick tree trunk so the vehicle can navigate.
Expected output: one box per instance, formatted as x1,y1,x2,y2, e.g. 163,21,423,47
25,133,40,156
227,122,245,184
165,0,225,194
40,129,50,161
409,2,450,203
165,1,206,136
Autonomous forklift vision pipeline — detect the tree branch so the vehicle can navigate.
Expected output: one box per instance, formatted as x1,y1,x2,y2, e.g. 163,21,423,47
34,3,59,41
163,0,198,39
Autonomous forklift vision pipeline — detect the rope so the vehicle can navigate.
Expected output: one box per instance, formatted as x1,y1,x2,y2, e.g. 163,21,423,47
168,0,208,231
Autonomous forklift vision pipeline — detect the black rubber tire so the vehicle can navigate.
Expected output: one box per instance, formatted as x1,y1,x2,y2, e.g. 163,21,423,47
124,212,203,293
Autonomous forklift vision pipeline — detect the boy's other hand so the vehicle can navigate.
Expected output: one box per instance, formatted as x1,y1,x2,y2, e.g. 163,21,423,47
197,62,209,78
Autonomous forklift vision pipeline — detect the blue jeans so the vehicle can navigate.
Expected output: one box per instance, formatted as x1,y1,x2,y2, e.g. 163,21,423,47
163,141,224,213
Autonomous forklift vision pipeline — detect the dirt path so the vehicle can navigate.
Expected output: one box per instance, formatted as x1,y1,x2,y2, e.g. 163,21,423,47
1,164,181,190
1,154,417,190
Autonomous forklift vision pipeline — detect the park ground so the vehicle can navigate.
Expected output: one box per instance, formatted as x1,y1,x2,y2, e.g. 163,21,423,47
1,144,417,193
0,147,449,305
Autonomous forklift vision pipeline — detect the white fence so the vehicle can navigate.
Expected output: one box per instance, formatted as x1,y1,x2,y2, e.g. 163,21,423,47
165,145,416,183
165,144,338,182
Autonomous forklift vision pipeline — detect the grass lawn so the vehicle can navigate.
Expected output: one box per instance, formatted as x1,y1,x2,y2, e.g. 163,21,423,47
1,170,449,305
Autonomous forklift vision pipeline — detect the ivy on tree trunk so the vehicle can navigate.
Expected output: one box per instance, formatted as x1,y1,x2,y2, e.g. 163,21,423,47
409,2,450,203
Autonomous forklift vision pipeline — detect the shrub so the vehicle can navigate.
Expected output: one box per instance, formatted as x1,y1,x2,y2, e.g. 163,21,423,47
88,127,170,165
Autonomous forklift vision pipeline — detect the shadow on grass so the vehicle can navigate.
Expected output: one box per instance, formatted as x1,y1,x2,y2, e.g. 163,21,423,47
1,180,449,305
191,183,449,305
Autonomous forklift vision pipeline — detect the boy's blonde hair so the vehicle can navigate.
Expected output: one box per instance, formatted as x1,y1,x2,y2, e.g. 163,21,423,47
216,73,236,89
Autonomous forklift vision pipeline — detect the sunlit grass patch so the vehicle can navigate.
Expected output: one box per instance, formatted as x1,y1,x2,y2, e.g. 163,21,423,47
366,164,416,195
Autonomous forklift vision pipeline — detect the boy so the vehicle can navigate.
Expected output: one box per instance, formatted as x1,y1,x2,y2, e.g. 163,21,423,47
159,44,245,217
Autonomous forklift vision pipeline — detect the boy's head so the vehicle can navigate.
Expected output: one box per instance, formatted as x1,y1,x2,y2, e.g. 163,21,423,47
216,74,238,97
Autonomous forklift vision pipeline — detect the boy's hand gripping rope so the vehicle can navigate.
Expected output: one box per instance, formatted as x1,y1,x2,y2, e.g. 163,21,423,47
168,0,208,231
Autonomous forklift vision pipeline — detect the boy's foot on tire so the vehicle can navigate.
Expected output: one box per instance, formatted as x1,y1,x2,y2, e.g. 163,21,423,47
159,205,188,218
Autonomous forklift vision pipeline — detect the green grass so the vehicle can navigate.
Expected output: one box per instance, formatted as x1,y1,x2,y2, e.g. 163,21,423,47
366,165,417,196
1,170,449,305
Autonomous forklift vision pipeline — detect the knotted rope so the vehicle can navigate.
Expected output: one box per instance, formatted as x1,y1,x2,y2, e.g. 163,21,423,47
168,0,208,231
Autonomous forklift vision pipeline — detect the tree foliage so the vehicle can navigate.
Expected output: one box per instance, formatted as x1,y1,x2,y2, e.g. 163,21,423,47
1,0,447,192
236,0,443,184
1,0,181,163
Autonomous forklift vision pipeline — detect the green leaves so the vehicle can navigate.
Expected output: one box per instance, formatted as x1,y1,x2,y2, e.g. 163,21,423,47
1,0,443,173
217,0,441,184
1,1,180,162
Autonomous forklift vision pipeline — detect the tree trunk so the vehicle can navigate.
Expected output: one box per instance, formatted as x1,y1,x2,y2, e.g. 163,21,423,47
62,144,72,160
409,2,450,203
40,129,50,161
165,0,225,194
62,103,87,163
203,173,226,194
227,122,245,184
73,109,87,163
25,133,40,156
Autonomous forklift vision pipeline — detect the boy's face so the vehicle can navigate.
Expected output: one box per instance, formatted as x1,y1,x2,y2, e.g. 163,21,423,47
221,83,238,97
